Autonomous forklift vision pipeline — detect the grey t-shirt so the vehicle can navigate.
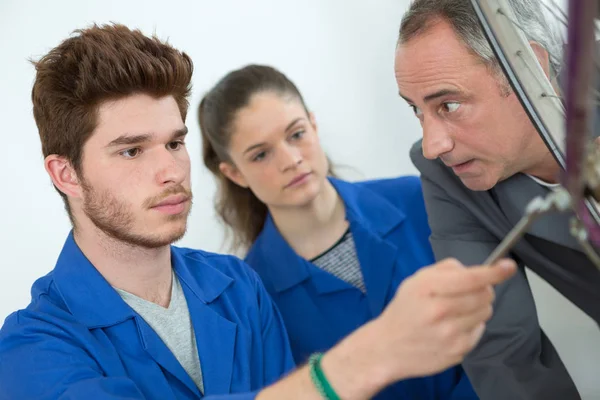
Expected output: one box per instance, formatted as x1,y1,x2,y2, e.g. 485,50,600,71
115,271,204,394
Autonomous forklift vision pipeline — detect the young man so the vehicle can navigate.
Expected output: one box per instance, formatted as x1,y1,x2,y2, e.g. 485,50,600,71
0,23,516,400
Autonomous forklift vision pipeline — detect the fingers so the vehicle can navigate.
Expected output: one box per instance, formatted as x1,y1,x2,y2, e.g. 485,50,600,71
437,316,490,359
466,323,487,351
434,258,464,270
426,287,495,321
427,259,517,296
445,322,486,360
452,303,494,330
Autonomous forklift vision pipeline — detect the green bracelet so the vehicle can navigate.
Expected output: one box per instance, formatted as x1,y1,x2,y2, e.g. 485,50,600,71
308,353,341,400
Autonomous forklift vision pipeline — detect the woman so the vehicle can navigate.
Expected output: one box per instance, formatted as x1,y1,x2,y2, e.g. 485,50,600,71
198,64,478,399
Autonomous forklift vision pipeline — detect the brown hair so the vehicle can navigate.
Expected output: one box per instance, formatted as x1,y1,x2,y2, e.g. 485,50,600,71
31,23,193,222
199,64,333,251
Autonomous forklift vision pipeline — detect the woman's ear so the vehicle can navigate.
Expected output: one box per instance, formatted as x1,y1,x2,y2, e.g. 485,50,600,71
219,162,249,188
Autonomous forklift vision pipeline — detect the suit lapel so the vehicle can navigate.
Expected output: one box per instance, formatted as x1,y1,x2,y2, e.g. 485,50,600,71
493,173,583,251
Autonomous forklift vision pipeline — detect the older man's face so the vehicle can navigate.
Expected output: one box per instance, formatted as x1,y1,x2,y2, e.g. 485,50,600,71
395,19,553,190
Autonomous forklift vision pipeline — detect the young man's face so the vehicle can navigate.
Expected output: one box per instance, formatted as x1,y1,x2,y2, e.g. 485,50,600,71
73,93,192,248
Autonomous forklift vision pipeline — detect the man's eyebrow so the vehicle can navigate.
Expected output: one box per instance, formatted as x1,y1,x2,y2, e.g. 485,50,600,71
399,89,463,104
423,89,462,102
107,134,153,147
106,127,188,147
171,127,189,139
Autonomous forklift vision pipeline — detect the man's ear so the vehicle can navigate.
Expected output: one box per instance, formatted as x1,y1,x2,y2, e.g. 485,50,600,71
530,41,551,79
219,162,249,188
44,155,83,198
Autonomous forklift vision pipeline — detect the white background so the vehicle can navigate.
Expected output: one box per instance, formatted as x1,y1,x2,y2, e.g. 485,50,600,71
0,0,599,398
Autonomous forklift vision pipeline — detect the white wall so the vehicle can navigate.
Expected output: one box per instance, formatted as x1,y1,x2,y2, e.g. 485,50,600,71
0,0,598,398
0,0,420,319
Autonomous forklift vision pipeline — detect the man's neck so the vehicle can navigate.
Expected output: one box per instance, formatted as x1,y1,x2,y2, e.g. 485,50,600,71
73,223,173,307
523,146,561,184
269,181,348,260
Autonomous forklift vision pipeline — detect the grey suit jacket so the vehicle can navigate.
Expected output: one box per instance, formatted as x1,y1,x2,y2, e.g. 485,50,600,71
410,140,599,400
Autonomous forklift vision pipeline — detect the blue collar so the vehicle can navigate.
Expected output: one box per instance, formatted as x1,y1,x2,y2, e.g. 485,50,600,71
329,177,405,236
252,177,405,293
51,232,233,328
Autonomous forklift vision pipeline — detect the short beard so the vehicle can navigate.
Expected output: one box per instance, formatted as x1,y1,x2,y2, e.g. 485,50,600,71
80,178,190,249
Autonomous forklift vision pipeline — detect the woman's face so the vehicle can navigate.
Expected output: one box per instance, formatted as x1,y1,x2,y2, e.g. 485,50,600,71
220,91,329,210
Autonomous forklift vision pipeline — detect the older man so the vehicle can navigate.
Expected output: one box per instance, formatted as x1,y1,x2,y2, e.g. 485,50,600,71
394,0,599,399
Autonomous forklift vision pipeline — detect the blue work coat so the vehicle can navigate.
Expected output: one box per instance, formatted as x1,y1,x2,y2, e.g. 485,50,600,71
245,176,478,400
0,233,294,399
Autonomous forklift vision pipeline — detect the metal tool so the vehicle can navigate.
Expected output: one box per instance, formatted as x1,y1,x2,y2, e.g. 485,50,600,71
484,187,573,265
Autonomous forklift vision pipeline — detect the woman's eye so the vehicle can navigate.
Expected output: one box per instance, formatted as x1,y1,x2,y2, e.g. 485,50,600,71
253,151,267,162
291,130,305,140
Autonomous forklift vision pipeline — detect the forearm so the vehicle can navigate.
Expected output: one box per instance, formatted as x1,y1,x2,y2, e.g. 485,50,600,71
256,320,394,400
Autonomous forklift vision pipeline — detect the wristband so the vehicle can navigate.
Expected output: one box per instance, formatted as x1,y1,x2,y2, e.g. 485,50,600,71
308,352,341,400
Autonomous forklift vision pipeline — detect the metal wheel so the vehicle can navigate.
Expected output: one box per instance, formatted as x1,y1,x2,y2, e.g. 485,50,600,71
470,0,600,266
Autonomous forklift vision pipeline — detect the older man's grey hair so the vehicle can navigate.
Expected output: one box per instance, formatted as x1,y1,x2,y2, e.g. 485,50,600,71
398,0,564,80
